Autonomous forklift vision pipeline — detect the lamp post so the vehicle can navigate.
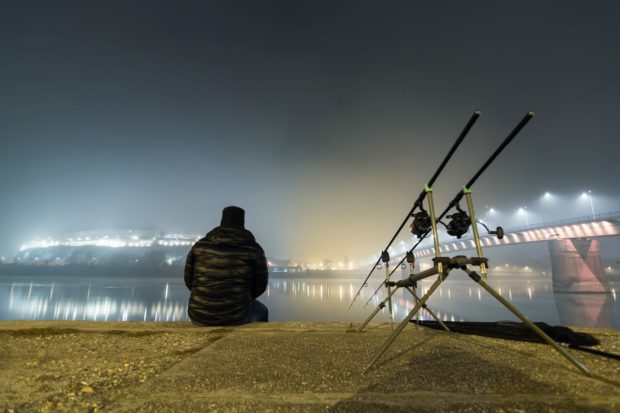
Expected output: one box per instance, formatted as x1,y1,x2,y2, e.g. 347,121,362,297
581,190,595,219
486,207,497,225
518,207,529,227
541,192,551,225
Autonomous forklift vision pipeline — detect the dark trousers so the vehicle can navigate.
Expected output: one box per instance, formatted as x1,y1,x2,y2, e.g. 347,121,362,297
190,299,268,326
247,299,269,323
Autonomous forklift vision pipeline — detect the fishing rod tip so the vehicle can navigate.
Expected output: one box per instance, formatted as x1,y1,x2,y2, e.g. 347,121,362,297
474,110,482,116
527,111,535,117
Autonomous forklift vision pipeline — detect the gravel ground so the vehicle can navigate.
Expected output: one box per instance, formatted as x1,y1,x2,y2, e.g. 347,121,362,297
1,321,619,412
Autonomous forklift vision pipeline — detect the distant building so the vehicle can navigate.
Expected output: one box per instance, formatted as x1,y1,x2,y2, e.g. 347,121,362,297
8,229,299,272
13,229,201,267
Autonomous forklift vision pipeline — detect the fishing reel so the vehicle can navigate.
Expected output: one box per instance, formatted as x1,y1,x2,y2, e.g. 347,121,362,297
410,209,432,238
444,206,471,239
477,220,505,239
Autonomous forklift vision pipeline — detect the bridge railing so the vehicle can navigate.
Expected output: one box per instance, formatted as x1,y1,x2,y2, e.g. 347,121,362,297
361,210,620,267
500,209,620,235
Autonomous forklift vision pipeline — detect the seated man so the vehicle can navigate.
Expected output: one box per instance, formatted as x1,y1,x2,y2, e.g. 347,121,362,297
184,206,269,325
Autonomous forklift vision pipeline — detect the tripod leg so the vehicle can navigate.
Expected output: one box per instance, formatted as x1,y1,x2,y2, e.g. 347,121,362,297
465,269,591,376
404,287,421,324
405,287,450,332
364,275,444,374
358,287,400,332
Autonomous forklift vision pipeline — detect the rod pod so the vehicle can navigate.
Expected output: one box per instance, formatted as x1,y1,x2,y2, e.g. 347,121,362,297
365,112,535,304
349,110,481,308
362,113,590,377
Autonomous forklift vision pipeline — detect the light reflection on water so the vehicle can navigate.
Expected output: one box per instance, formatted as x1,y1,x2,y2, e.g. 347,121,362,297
0,271,618,328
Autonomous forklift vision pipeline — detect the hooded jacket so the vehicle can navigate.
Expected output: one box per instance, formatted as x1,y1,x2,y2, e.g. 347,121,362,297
184,226,268,325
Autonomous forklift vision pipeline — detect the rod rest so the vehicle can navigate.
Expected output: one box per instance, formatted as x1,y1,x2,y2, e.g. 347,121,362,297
433,255,488,268
385,256,489,288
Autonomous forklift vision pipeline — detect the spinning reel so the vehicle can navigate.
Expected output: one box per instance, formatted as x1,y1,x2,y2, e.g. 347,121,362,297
444,205,471,239
441,204,505,240
440,204,505,240
410,209,432,238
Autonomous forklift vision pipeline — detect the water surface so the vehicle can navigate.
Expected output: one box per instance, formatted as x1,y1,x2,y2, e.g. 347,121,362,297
1,271,617,328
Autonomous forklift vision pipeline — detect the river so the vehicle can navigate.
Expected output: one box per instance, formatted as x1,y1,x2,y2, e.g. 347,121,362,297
1,270,618,328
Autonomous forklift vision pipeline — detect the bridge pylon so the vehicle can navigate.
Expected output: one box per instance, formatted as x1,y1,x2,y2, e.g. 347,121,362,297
548,238,610,293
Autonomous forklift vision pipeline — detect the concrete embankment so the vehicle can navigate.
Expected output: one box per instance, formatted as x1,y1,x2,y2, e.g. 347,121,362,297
1,321,619,412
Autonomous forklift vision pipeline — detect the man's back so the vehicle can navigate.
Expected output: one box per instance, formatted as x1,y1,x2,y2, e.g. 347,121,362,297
184,223,268,326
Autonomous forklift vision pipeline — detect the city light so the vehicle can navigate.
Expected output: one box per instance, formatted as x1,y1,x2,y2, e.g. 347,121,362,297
481,206,497,226
19,232,200,252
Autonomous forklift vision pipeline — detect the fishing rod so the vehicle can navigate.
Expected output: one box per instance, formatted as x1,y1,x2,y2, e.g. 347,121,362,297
348,110,481,308
363,112,535,306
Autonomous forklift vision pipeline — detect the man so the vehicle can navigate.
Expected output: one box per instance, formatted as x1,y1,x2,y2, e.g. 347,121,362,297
184,206,269,325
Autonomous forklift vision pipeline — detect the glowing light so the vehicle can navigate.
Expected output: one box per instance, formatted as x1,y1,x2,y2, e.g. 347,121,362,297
19,231,199,252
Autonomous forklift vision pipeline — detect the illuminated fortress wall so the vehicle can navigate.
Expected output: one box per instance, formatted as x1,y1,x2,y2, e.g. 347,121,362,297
12,230,200,266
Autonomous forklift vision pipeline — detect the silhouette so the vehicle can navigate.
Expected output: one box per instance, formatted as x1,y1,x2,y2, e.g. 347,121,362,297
184,206,269,325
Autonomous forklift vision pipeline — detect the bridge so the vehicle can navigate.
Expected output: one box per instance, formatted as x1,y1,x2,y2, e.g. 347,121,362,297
374,210,620,294
412,210,620,258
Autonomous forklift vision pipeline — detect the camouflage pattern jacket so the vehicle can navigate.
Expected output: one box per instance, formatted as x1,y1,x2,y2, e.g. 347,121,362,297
184,226,268,325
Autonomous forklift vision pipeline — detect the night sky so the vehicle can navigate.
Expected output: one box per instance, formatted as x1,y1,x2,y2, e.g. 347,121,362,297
1,1,619,262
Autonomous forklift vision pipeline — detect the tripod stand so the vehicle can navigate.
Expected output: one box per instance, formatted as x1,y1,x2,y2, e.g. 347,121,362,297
363,188,592,376
357,280,450,333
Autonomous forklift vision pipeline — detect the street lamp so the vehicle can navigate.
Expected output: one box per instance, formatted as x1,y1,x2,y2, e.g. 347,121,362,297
518,207,529,227
482,206,496,223
581,190,595,219
540,192,552,225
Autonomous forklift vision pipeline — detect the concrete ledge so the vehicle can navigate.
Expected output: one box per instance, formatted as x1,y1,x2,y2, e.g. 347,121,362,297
1,321,619,412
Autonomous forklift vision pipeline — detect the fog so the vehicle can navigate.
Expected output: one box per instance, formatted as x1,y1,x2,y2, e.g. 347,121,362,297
1,1,619,262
